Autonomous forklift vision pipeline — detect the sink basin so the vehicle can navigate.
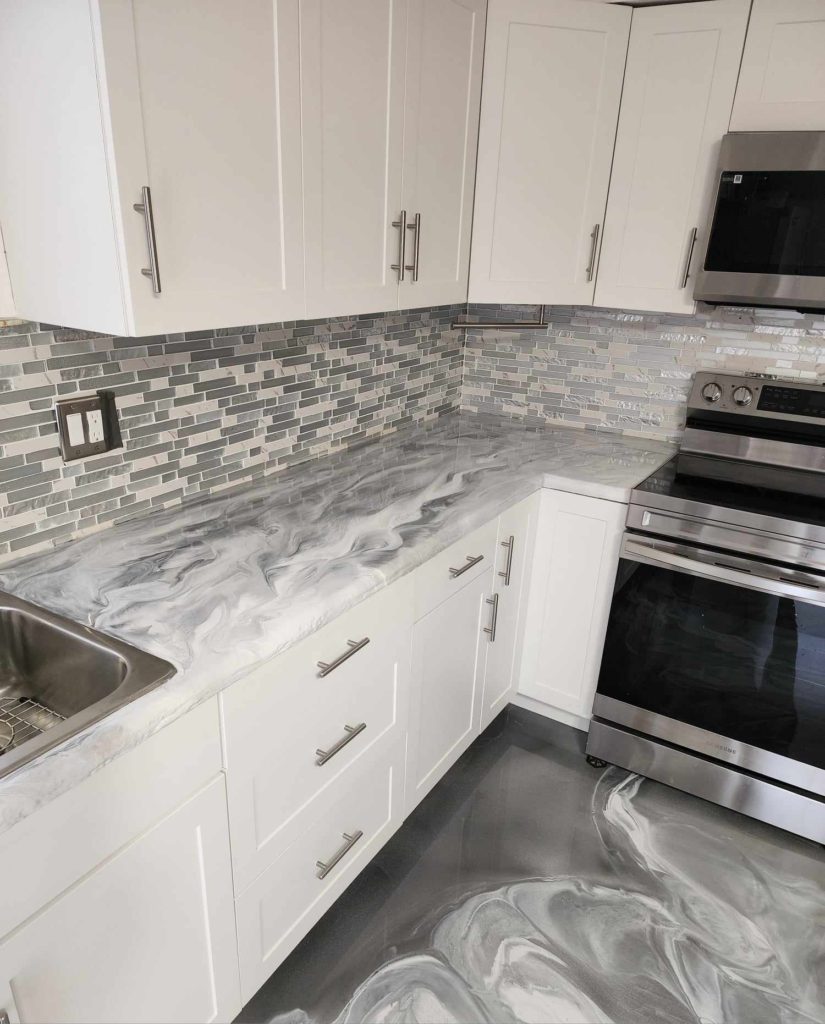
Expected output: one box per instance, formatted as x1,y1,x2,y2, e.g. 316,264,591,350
0,591,175,781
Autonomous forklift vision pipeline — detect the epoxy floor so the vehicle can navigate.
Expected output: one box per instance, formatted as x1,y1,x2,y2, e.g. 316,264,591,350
237,709,825,1024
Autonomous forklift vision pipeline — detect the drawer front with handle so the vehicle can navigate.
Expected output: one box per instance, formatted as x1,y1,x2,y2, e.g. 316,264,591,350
235,745,402,1002
414,516,498,621
221,577,412,892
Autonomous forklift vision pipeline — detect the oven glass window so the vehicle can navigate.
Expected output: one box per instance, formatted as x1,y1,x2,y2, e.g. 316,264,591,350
597,560,825,771
704,171,825,277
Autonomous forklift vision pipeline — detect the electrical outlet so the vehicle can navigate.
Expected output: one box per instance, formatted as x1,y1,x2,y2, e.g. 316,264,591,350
55,392,122,462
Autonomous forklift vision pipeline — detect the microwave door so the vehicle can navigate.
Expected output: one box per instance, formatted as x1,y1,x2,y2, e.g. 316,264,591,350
594,535,825,797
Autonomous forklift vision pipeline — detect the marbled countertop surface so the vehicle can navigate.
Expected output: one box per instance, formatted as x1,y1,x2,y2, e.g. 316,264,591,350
0,413,672,835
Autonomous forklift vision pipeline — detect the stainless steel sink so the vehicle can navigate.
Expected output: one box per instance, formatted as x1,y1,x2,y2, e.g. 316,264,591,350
0,590,175,781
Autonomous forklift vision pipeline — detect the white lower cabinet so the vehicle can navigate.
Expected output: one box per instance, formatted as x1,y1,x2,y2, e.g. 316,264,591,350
0,775,240,1024
518,489,625,726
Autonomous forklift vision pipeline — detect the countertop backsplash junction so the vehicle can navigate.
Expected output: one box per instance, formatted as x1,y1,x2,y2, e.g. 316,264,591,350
1,300,824,562
461,303,825,441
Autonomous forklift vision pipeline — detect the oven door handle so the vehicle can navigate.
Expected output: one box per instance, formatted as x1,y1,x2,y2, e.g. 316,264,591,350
622,535,825,607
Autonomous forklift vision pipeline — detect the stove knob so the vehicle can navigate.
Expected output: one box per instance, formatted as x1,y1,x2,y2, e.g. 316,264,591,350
733,386,754,407
701,382,723,404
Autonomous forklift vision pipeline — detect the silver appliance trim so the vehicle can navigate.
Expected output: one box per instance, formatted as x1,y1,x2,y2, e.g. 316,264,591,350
681,427,825,474
593,694,825,798
693,132,825,310
626,504,825,572
586,720,825,845
621,533,825,607
687,372,825,428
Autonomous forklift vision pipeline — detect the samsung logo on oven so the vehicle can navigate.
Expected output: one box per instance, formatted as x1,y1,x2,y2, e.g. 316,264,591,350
709,742,737,756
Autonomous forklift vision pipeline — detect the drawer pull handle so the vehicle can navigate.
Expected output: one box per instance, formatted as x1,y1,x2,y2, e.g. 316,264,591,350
449,554,484,578
317,637,370,677
316,830,364,879
499,535,515,586
484,593,499,642
315,722,367,766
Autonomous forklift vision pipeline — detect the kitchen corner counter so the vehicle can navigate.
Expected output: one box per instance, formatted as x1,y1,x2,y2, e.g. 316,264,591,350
0,412,672,835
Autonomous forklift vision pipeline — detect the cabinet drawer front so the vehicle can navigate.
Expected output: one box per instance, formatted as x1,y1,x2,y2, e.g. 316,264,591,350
414,516,498,620
221,578,411,891
235,746,402,1003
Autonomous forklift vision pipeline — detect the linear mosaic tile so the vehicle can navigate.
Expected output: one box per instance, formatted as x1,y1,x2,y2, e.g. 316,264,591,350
461,303,825,441
0,306,464,561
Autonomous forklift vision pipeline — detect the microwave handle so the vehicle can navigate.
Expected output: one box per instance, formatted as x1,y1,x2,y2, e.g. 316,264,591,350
680,227,698,290
622,535,825,606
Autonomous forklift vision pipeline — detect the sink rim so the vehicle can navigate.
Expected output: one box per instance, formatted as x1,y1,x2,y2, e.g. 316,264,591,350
0,590,176,782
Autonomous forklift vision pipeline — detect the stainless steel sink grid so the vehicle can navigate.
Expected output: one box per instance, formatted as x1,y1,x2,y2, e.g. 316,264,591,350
0,591,176,781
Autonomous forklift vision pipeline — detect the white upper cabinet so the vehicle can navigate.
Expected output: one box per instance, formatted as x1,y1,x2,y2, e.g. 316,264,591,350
300,0,408,319
595,0,750,316
400,0,487,308
731,0,825,131
469,0,631,306
0,224,14,319
0,0,306,336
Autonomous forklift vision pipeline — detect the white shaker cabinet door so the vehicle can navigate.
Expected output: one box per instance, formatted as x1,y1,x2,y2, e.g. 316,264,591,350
518,489,625,724
400,0,486,308
595,0,750,315
731,0,825,131
406,566,491,811
480,492,539,731
469,0,631,305
103,0,306,334
301,0,407,318
0,777,240,1024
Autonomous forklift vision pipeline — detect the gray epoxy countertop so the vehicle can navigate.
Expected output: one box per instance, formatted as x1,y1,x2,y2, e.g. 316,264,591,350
0,412,673,835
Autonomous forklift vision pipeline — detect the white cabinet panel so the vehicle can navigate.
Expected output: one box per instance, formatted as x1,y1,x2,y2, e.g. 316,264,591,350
400,0,486,308
731,0,825,131
480,492,539,730
407,566,491,809
301,0,407,318
518,489,625,723
469,0,631,305
596,0,750,315
0,223,15,318
0,777,240,1024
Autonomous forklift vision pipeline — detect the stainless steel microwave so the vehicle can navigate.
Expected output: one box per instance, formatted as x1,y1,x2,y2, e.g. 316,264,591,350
693,132,825,312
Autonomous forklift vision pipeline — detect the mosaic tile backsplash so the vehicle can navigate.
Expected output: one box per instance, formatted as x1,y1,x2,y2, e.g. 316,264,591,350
461,303,825,440
0,306,463,560
1,298,824,561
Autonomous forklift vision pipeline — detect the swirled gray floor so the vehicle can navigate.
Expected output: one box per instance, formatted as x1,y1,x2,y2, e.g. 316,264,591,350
237,710,825,1024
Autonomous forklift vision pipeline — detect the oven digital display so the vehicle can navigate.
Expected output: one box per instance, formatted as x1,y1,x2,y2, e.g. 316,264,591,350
757,385,825,419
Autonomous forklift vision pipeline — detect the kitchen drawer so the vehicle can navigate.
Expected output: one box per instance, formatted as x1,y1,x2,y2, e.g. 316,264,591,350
235,743,403,1003
414,516,498,621
221,576,412,892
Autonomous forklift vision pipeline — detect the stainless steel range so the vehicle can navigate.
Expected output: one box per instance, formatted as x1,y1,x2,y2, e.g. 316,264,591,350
587,372,825,843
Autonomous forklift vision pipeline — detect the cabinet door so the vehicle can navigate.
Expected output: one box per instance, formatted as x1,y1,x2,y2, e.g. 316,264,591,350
469,0,630,305
518,490,625,724
595,0,750,316
301,0,407,318
0,777,240,1024
0,223,15,318
400,0,486,308
480,493,539,731
99,0,306,335
407,566,491,810
731,0,825,131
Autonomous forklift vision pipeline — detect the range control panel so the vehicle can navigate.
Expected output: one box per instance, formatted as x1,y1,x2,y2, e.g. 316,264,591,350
687,372,825,424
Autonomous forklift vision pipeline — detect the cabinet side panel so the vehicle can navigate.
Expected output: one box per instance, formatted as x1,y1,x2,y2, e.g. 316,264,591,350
0,0,126,332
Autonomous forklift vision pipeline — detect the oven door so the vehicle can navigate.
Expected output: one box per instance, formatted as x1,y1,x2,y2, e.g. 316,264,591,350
593,534,825,797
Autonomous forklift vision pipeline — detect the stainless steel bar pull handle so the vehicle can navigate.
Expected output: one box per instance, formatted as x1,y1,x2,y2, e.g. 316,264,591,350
484,593,499,642
315,722,367,766
391,210,407,282
0,1010,10,1024
449,554,484,578
316,830,364,879
586,223,600,282
499,535,515,587
681,227,698,289
317,637,370,678
133,186,161,294
405,212,421,282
